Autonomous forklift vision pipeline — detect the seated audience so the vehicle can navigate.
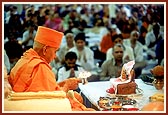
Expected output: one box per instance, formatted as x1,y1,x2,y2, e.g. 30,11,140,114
155,39,164,65
4,32,24,69
99,24,120,55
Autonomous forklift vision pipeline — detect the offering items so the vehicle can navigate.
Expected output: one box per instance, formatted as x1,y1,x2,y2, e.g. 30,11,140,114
97,96,138,111
107,60,137,95
150,65,164,90
78,71,91,84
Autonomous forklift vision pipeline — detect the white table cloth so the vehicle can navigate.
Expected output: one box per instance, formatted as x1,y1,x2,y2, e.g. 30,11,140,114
79,79,165,111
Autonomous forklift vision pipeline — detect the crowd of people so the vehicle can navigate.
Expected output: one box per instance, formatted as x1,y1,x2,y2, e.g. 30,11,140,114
4,3,164,78
3,3,164,111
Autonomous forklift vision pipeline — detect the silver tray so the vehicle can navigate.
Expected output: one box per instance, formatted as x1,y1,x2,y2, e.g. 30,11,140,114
97,96,139,111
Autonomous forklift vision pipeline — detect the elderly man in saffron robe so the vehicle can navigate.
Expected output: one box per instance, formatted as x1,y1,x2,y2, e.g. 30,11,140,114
8,26,95,111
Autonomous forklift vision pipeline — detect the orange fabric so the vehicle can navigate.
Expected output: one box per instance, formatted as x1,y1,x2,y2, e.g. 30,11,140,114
142,22,148,29
73,91,83,104
9,49,61,92
100,33,114,54
57,78,80,92
35,26,64,48
67,94,95,111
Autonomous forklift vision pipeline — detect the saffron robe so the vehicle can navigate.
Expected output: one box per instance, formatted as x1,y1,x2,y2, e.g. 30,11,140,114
9,48,61,92
9,48,95,111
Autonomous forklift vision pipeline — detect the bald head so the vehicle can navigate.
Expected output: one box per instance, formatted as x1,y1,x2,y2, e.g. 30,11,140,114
33,41,45,50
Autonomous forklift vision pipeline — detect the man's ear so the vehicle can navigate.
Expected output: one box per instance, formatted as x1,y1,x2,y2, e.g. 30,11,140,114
42,45,48,55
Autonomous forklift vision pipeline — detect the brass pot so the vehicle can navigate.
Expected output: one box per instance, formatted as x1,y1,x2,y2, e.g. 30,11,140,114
152,77,164,90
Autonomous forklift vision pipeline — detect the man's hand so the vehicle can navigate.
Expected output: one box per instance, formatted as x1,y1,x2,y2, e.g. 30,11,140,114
124,55,130,63
64,78,80,91
69,68,75,78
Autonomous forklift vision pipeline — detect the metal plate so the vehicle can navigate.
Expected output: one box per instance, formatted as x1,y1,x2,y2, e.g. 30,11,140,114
97,96,139,111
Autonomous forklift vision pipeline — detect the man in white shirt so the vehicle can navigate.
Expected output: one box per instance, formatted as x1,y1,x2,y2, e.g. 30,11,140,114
69,33,95,71
21,22,37,50
57,51,85,82
145,23,164,59
57,32,75,65
123,30,147,78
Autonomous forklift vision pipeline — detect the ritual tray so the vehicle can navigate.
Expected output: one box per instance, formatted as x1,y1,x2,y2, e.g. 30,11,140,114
97,96,139,111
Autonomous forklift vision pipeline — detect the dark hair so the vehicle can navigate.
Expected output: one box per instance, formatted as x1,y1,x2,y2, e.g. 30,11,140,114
74,32,86,42
153,23,160,31
65,51,77,60
112,34,123,42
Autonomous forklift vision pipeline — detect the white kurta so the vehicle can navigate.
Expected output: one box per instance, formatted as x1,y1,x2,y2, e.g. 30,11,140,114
57,65,85,82
69,46,95,71
123,39,144,62
145,30,164,58
22,30,37,47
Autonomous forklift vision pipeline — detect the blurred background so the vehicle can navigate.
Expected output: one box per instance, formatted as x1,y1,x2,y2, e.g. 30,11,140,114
3,3,165,79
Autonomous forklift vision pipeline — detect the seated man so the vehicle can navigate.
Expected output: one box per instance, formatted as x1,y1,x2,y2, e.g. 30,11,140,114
8,26,95,111
57,33,75,65
57,51,85,82
69,32,95,71
123,30,147,78
106,34,134,63
100,43,125,81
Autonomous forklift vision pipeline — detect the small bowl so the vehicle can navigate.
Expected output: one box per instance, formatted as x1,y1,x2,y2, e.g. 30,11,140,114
122,105,139,111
